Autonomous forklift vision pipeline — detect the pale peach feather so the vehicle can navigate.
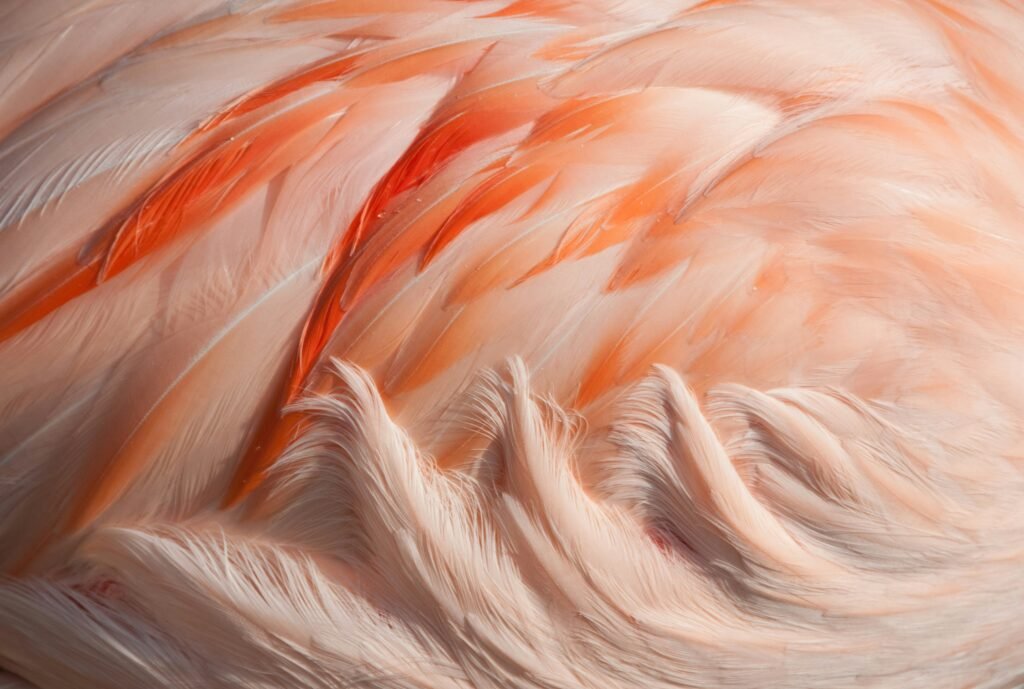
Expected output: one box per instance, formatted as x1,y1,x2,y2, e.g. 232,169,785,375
2,0,1024,687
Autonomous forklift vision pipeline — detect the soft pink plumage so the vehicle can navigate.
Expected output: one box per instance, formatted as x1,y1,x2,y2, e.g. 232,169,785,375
2,1,1024,687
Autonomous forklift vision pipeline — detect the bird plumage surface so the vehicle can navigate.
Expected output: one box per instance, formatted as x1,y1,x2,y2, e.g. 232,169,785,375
2,0,1024,687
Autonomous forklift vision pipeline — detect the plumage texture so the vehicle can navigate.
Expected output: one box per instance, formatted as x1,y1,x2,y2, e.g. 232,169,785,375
2,0,1024,686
